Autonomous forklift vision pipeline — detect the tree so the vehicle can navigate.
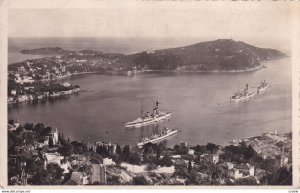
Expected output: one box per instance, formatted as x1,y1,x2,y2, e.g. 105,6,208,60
143,145,155,163
8,119,14,125
41,127,52,136
58,142,74,157
244,145,256,160
48,137,54,147
235,177,258,185
206,143,219,154
33,163,64,185
160,155,173,167
33,123,45,133
174,144,188,155
58,132,61,143
132,176,149,185
116,145,122,156
156,143,166,158
107,175,120,185
188,160,192,174
194,145,207,155
128,152,141,165
24,123,34,131
146,163,158,171
123,145,130,161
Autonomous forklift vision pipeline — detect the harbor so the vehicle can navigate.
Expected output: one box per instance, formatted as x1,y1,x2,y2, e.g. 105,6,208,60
8,57,291,147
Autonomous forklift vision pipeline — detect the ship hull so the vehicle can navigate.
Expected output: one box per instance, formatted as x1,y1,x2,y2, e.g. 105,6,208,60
125,113,172,128
137,130,178,146
230,92,255,103
257,86,268,94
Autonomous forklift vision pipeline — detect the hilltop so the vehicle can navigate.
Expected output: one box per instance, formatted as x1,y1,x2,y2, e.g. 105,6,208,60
129,39,286,71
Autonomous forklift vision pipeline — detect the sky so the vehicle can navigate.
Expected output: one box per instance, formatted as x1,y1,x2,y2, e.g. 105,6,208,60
7,2,293,49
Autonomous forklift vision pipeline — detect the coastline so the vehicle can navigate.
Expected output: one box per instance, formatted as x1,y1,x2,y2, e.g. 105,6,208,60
40,71,103,82
144,65,263,74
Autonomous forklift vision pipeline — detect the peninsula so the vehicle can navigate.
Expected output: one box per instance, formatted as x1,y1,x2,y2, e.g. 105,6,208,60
18,39,286,73
8,39,286,106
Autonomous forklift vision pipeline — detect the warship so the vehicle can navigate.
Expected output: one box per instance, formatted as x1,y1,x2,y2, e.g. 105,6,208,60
230,84,255,103
125,101,172,128
257,80,268,94
137,128,178,147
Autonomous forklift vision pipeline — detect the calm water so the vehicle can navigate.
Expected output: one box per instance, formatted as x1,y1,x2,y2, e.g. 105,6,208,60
8,57,292,147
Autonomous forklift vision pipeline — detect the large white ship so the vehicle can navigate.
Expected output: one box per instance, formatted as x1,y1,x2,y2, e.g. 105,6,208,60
125,101,172,128
137,128,178,147
230,84,255,103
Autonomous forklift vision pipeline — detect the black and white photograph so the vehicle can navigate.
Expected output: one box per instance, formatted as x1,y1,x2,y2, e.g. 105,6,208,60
2,0,299,188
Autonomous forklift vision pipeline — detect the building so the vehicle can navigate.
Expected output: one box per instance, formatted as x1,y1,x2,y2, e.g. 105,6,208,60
229,163,255,180
188,149,195,155
200,154,219,164
226,162,234,170
11,90,17,96
50,128,59,145
44,152,64,167
8,121,20,131
91,164,106,184
228,169,243,180
15,76,23,84
17,66,26,73
103,158,115,166
22,76,34,83
65,172,89,185
62,81,70,87
237,163,255,177
278,154,289,167
153,166,175,174
180,142,188,148
87,143,97,152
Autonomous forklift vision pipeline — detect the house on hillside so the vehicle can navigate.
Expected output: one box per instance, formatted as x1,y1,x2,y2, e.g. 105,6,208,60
199,154,219,164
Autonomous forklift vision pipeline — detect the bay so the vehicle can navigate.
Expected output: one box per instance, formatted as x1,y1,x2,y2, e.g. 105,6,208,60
8,57,292,147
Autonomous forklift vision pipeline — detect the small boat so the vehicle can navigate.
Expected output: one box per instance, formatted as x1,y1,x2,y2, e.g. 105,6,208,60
137,128,178,147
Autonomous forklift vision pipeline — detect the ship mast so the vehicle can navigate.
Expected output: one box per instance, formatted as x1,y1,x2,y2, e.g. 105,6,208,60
140,100,143,118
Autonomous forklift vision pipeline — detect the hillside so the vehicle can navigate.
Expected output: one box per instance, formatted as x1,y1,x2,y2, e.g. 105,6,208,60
19,39,286,72
129,39,286,71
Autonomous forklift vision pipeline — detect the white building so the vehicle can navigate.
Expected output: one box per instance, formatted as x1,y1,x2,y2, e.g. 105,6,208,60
228,169,243,180
229,163,255,180
51,128,59,145
103,158,115,166
188,149,195,155
11,90,17,96
44,152,64,167
22,76,34,83
226,162,234,170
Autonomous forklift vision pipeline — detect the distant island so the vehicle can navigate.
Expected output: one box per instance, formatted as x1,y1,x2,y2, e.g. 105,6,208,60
19,39,286,73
